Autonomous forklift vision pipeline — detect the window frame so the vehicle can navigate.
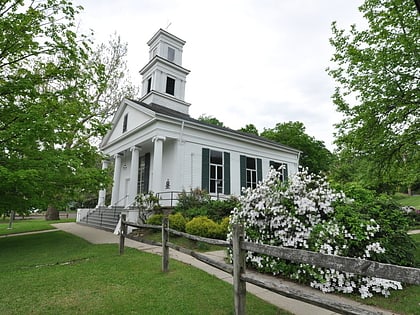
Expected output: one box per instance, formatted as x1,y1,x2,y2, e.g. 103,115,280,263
165,76,175,95
209,150,223,194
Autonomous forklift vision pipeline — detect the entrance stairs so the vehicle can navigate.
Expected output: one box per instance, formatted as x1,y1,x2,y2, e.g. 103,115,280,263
78,206,123,231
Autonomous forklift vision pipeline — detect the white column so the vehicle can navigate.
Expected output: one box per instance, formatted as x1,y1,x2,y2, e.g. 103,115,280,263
111,153,123,206
97,160,109,207
128,146,140,206
152,136,165,192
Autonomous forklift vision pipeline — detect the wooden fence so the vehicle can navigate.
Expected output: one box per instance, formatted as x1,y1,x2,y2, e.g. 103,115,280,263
118,214,420,315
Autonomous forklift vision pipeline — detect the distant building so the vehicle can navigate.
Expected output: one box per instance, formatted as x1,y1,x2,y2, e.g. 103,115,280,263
97,29,300,208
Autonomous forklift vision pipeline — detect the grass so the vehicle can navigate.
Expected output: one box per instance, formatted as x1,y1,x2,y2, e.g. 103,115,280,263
395,193,420,209
0,231,288,315
0,217,75,236
2,219,419,314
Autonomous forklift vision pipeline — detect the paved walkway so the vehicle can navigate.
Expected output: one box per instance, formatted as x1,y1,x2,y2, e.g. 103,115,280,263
48,222,400,315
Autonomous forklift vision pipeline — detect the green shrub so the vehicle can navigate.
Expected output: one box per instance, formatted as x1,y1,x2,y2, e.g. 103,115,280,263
185,216,220,239
230,168,415,298
168,212,186,232
206,197,239,222
175,189,210,212
218,217,230,237
336,183,415,266
146,214,163,226
182,206,208,220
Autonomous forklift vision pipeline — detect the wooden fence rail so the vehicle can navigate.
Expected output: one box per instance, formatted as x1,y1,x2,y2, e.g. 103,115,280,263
118,215,420,315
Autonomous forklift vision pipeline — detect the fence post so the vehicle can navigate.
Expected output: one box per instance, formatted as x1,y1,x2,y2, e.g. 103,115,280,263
119,214,127,255
233,223,246,315
162,216,169,272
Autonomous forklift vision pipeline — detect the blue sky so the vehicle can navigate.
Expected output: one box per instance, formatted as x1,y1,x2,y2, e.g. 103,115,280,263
76,0,365,150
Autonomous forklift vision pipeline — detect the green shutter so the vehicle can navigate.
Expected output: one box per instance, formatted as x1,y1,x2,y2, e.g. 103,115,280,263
223,152,230,195
201,148,210,192
257,158,262,182
283,163,288,182
240,155,246,192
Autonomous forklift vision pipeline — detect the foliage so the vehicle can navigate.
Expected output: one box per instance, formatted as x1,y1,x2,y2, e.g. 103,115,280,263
0,0,115,214
332,183,415,266
230,167,414,298
175,188,210,212
168,212,187,232
146,214,163,226
136,192,161,223
261,121,333,174
205,197,240,222
197,114,225,127
175,189,238,222
185,216,227,239
0,232,283,315
327,0,419,192
238,123,259,135
146,213,187,232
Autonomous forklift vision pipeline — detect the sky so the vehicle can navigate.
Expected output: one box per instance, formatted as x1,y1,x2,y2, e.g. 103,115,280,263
75,0,366,150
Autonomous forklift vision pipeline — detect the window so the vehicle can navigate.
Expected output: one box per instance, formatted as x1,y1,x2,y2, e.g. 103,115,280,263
269,161,288,182
240,155,262,190
210,150,223,194
246,157,257,189
122,113,128,133
167,47,175,62
147,77,152,93
165,77,175,95
202,148,230,195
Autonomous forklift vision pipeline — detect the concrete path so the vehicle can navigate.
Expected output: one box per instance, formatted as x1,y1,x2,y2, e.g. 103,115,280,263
51,222,398,315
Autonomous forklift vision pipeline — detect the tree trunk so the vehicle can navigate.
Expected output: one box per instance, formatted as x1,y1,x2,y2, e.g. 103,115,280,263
45,205,60,221
7,210,15,229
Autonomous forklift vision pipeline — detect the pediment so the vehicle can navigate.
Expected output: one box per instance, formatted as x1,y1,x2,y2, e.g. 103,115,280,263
101,99,155,148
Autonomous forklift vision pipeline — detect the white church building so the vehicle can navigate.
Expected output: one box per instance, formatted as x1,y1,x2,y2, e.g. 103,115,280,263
97,28,301,210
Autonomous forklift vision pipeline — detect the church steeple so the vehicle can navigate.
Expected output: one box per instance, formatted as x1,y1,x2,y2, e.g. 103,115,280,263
139,29,190,114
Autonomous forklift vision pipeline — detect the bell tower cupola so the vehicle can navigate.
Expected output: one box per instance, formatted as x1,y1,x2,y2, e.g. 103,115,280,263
139,29,191,114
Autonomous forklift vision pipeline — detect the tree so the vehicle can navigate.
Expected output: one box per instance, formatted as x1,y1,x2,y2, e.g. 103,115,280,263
90,33,140,126
327,0,419,192
0,0,116,217
261,121,333,174
197,114,224,127
238,124,259,135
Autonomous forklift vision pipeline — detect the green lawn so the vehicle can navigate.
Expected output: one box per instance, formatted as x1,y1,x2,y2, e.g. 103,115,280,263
0,231,287,315
1,219,419,314
395,193,420,209
0,217,75,236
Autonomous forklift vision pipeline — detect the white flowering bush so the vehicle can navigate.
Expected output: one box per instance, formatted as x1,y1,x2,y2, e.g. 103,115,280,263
229,167,411,298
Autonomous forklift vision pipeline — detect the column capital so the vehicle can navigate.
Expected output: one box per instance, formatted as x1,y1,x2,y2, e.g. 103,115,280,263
130,145,142,152
114,153,123,159
152,136,166,143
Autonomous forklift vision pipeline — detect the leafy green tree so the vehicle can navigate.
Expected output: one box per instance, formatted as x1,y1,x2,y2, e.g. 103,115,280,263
327,0,419,192
0,0,115,217
261,121,333,174
238,124,259,135
197,114,224,127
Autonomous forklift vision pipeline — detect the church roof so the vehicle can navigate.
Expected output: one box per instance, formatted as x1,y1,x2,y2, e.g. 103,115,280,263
128,99,301,154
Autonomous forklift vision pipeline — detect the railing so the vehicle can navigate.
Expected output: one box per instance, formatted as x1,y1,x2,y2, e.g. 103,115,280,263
118,215,420,315
155,190,232,208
